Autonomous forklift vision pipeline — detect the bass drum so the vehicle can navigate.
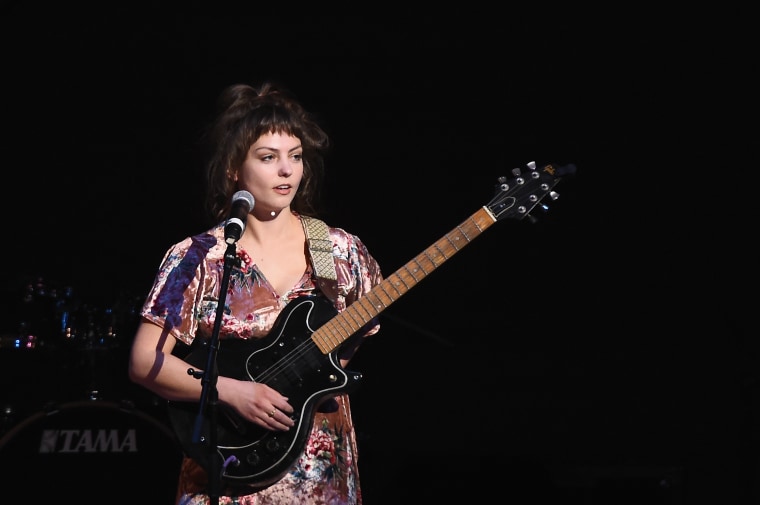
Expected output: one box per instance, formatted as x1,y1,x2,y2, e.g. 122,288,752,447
0,400,182,503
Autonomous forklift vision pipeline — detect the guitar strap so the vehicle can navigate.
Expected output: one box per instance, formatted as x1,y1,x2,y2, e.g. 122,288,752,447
302,215,338,282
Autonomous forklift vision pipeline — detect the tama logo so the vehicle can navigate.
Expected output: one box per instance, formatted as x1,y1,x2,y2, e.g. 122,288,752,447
39,428,139,453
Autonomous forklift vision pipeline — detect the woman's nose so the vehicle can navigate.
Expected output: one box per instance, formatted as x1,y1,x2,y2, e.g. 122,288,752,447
278,160,293,176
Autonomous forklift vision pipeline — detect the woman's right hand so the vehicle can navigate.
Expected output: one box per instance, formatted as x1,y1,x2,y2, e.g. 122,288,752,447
217,376,295,431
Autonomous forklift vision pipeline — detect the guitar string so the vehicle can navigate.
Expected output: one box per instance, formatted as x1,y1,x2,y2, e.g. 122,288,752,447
251,304,359,386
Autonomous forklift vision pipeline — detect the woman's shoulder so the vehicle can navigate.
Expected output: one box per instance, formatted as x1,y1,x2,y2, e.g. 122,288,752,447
163,225,225,258
301,214,375,260
326,222,367,251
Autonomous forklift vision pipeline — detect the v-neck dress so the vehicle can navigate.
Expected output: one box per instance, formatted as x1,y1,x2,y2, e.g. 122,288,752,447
140,217,382,505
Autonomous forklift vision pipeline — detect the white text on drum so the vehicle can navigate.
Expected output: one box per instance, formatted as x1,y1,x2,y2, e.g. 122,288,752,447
39,428,138,453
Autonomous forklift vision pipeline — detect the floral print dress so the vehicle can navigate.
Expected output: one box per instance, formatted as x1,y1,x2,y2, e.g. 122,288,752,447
140,216,382,505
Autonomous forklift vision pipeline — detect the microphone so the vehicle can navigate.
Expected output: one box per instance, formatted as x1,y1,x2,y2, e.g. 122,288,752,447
224,190,255,244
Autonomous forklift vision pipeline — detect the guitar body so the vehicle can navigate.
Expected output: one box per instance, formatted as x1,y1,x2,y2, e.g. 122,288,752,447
167,294,361,489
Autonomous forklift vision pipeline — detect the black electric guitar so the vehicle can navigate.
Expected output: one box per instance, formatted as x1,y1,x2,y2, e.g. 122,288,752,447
167,161,576,489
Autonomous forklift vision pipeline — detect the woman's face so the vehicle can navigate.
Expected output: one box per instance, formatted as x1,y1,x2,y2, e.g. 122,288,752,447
235,131,304,217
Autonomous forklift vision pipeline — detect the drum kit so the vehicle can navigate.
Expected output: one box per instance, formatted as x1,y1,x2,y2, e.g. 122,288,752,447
0,276,182,501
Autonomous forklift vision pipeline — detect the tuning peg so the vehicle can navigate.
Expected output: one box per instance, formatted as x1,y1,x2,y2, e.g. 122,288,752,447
526,161,536,170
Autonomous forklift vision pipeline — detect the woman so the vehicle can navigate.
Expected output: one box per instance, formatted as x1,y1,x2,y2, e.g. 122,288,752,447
128,82,382,505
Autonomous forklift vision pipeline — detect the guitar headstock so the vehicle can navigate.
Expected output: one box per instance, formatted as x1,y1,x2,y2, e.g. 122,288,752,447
487,161,576,223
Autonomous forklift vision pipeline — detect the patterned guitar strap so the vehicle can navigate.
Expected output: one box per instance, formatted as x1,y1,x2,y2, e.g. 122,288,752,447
301,216,338,301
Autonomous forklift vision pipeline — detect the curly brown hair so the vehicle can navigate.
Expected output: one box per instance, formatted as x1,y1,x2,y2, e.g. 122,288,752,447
202,82,329,223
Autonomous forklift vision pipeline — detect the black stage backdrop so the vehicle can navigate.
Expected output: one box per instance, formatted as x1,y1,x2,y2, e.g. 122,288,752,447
0,13,753,505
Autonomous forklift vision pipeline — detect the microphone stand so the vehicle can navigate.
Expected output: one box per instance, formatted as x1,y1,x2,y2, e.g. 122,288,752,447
188,239,239,505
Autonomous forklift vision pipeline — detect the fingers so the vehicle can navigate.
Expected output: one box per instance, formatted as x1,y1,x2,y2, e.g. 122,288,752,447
239,382,295,429
261,405,295,429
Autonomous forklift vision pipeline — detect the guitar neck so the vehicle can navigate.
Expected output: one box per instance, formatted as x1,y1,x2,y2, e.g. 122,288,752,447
312,206,496,353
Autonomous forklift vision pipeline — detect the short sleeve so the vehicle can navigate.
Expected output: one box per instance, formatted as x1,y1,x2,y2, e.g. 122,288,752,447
140,231,224,346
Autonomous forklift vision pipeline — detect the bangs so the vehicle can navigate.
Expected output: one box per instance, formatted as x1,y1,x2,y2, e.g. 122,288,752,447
247,102,303,142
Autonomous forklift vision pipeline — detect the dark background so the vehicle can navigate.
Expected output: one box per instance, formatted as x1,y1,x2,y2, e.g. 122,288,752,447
0,13,753,504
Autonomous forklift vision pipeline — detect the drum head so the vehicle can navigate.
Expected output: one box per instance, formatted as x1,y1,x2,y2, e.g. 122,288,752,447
0,400,182,503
